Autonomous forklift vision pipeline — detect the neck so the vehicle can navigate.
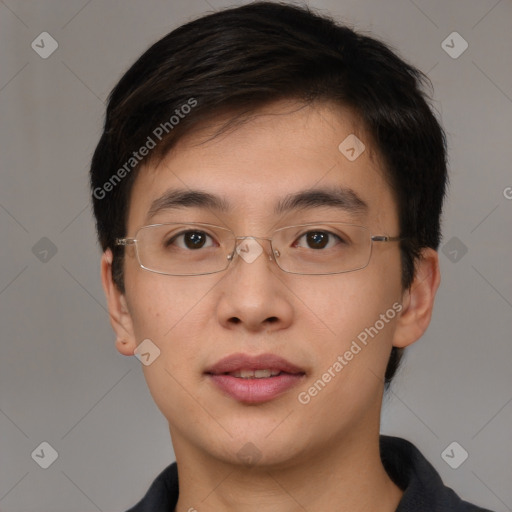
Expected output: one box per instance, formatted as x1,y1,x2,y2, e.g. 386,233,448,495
172,428,402,512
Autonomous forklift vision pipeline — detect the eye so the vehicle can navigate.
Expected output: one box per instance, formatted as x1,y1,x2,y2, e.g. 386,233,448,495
293,230,344,250
165,230,216,250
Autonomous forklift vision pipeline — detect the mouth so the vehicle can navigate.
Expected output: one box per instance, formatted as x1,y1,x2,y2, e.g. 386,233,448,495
225,369,283,378
205,353,306,404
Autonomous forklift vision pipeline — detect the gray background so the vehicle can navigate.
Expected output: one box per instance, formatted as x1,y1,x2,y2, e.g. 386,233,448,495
0,0,511,511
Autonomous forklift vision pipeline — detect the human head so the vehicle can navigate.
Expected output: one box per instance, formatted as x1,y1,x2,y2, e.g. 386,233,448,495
90,1,447,386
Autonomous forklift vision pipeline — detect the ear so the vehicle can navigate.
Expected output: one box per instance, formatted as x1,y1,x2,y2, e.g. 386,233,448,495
392,248,441,348
101,249,137,356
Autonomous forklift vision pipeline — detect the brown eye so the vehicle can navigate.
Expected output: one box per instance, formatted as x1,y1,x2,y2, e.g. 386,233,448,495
166,231,214,250
294,231,342,250
305,232,328,249
183,231,208,249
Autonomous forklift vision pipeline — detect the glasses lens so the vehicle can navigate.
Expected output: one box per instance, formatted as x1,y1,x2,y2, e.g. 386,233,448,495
136,223,234,275
272,223,371,274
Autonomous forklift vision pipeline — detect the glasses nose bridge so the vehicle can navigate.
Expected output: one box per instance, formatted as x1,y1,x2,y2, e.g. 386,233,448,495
235,234,272,243
230,234,277,264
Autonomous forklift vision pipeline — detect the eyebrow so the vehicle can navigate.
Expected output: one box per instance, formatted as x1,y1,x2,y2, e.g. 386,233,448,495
146,189,230,221
275,186,367,216
146,186,368,221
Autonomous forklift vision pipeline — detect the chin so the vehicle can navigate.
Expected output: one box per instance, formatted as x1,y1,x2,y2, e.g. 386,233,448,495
209,424,312,469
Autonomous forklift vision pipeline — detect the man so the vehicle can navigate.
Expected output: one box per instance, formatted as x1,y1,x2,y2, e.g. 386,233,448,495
90,2,494,511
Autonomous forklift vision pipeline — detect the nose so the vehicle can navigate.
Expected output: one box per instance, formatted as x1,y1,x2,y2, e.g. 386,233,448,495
216,236,294,333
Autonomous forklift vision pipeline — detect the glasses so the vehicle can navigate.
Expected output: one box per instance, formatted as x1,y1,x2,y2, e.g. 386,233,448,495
115,222,402,276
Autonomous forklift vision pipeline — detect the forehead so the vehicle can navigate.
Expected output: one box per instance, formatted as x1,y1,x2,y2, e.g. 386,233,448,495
127,100,398,231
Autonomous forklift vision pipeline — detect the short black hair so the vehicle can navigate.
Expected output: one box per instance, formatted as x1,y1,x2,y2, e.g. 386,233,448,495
90,1,448,386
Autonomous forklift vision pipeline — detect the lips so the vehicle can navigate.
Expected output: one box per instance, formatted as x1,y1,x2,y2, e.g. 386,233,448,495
205,353,306,403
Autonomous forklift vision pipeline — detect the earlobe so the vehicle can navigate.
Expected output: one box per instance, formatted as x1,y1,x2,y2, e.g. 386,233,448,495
392,248,441,349
114,336,134,356
100,249,137,356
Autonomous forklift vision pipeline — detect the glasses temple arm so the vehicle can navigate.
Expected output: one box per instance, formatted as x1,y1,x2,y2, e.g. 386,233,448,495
115,238,136,246
371,235,403,242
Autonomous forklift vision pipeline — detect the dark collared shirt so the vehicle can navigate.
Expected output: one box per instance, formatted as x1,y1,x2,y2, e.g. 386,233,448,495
126,436,495,512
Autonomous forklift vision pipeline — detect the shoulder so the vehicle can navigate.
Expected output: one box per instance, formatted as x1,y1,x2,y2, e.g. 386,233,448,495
124,462,179,512
380,435,495,512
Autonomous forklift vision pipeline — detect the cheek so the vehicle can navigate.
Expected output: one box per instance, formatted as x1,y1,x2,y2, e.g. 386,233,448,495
127,275,213,420
125,273,222,409
292,275,401,424
126,269,221,341
293,270,400,340
292,268,402,398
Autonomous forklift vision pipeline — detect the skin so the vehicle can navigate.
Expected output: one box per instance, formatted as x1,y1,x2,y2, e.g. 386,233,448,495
101,99,440,512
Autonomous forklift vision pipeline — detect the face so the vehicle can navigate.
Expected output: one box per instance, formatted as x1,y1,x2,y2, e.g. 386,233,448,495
109,100,413,468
